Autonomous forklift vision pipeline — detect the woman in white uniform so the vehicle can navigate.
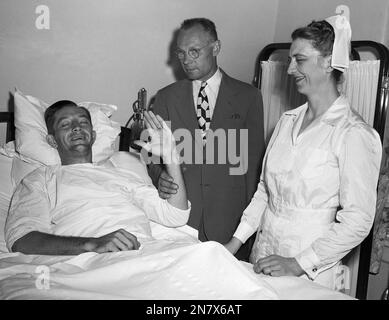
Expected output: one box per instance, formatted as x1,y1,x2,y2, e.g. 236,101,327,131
224,16,382,290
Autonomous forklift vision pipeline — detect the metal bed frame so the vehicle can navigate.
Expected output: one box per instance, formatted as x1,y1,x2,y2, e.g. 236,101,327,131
253,40,389,299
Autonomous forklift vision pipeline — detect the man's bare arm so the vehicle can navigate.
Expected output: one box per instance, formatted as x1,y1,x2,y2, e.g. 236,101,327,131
12,229,140,255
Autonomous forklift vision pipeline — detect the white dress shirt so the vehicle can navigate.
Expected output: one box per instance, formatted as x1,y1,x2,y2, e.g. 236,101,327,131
192,68,223,120
233,95,382,281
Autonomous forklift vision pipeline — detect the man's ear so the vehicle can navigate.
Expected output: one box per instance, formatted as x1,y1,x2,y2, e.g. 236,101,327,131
46,134,58,149
212,40,221,57
91,130,96,145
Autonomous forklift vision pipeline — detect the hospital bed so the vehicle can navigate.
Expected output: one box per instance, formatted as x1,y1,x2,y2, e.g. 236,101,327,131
0,94,353,300
253,40,389,299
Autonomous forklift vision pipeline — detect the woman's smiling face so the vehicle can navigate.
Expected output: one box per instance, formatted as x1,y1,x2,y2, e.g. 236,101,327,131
287,38,329,96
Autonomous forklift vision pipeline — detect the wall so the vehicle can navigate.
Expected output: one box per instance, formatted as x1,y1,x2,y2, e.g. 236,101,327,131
384,4,389,48
1,0,388,127
0,0,278,125
273,0,389,44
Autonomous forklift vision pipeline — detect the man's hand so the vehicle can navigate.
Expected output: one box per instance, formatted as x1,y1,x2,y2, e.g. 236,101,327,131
135,110,188,210
253,255,305,277
85,229,140,253
224,237,243,255
134,111,179,164
157,170,178,199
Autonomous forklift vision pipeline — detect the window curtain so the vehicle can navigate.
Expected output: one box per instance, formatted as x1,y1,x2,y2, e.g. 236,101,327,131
340,60,380,127
259,61,305,143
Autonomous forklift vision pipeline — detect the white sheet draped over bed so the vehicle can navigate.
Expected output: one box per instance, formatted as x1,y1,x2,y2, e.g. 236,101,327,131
0,224,353,300
0,148,353,300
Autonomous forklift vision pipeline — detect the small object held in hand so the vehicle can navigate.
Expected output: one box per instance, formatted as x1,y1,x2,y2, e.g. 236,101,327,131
128,88,148,151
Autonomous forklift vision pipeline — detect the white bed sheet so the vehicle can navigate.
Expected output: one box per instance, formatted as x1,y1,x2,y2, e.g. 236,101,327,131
0,149,353,300
0,225,353,300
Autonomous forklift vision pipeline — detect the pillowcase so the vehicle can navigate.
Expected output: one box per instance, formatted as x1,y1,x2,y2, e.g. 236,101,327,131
14,90,121,165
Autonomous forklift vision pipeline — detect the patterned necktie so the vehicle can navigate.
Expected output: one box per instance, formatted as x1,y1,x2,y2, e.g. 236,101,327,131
196,81,211,141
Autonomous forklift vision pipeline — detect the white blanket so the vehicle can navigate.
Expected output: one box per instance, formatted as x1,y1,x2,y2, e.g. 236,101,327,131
0,225,353,300
0,151,353,300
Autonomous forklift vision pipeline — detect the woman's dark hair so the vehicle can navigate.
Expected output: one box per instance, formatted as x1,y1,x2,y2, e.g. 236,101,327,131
291,20,343,82
44,100,91,134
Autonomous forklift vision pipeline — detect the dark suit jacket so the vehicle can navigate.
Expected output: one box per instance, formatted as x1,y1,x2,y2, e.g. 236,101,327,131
150,69,265,244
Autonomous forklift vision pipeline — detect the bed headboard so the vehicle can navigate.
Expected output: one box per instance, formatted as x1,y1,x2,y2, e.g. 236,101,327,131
0,111,132,152
0,112,15,143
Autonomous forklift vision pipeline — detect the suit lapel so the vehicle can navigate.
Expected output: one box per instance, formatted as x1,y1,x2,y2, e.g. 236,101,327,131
172,80,199,132
210,70,236,131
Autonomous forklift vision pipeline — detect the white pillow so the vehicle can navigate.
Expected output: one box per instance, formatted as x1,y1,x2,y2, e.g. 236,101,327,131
14,90,121,165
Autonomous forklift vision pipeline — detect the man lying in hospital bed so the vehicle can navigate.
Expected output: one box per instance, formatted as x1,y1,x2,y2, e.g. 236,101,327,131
0,92,352,299
6,100,190,255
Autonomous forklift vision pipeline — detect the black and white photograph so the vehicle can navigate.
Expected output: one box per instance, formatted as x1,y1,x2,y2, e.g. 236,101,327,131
0,0,388,307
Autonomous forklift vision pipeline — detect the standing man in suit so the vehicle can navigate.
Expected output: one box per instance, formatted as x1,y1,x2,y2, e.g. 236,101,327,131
149,18,265,260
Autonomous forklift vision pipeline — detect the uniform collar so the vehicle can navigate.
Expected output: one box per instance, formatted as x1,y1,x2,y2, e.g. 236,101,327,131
284,95,350,126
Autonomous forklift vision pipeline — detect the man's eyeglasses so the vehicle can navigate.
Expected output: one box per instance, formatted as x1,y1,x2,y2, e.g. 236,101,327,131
175,42,215,60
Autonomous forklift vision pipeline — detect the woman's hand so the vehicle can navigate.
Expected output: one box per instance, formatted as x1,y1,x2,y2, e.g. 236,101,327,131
224,237,243,255
253,255,305,277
